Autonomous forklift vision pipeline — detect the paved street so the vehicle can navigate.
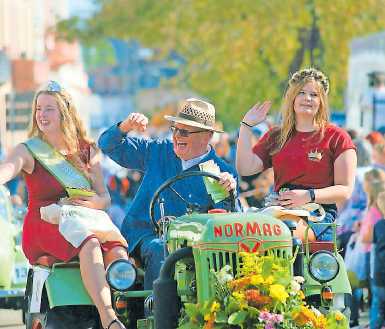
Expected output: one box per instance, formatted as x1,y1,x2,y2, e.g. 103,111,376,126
352,308,370,328
0,309,24,329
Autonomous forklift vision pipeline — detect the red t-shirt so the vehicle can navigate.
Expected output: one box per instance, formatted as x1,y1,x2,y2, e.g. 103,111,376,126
252,124,356,192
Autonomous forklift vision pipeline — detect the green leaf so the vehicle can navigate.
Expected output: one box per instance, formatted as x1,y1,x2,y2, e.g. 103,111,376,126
261,257,273,279
183,303,201,318
215,310,228,323
228,310,248,325
177,323,201,329
226,296,242,313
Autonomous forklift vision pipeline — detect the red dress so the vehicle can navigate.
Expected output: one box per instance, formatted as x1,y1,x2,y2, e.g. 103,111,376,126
22,153,123,265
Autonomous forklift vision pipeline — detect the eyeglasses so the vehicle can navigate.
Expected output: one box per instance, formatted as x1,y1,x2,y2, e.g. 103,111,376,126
170,126,207,137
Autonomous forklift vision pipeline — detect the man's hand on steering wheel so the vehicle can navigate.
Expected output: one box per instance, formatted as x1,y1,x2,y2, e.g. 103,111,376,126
149,171,237,234
218,172,237,192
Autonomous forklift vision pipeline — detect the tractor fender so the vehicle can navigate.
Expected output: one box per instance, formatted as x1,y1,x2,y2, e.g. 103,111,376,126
29,264,93,311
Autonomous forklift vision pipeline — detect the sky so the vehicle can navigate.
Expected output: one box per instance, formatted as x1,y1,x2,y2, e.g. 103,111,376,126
68,0,98,18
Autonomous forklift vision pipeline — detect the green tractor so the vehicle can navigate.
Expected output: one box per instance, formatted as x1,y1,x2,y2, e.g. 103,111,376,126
24,172,350,329
0,185,29,321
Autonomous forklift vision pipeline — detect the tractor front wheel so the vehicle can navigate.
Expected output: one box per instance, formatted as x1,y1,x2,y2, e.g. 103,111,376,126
26,306,101,329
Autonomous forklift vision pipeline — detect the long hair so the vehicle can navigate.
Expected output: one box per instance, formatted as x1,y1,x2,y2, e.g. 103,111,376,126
364,168,385,208
28,85,95,175
275,68,330,152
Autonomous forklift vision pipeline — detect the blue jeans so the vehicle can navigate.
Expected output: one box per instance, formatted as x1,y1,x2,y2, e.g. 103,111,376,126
351,288,363,323
310,211,335,241
370,281,385,329
136,235,165,290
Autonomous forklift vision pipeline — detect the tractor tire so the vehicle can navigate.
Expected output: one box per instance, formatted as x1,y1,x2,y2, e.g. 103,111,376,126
26,306,101,329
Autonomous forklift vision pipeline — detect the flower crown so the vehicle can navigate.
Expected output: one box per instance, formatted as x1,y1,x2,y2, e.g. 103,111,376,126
289,68,329,95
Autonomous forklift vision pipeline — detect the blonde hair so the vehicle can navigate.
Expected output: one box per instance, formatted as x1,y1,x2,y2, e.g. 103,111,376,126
377,191,385,217
276,68,330,151
364,168,385,207
373,143,385,155
28,86,95,175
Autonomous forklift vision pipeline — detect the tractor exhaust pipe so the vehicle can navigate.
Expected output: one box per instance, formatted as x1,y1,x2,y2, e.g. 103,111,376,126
153,247,193,329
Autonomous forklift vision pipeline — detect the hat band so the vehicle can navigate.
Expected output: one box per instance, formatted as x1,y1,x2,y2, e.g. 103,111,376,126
178,112,214,127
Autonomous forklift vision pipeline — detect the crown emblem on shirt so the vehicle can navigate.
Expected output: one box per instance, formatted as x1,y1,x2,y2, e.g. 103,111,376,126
308,149,323,161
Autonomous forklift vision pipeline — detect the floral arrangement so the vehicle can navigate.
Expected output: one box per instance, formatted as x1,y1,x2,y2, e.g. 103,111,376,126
177,252,347,329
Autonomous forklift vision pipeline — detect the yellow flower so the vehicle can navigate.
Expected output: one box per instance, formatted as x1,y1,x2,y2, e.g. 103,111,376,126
251,274,264,285
264,275,274,285
203,313,215,329
298,290,305,300
314,315,327,329
269,284,289,303
335,310,344,321
210,301,220,313
232,291,245,302
292,305,325,327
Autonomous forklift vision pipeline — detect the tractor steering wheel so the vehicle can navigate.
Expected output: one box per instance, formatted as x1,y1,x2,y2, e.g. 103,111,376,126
149,171,236,233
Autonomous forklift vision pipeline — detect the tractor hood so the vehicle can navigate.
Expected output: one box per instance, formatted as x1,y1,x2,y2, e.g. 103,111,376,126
166,212,292,253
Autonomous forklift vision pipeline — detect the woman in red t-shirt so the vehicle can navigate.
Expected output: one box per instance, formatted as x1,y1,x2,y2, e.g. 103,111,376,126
236,68,357,241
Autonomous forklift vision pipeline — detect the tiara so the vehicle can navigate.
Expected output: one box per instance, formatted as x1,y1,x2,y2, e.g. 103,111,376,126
40,80,62,93
38,80,71,108
289,68,329,94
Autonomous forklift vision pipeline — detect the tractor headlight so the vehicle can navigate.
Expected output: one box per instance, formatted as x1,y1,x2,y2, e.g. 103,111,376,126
106,259,136,291
308,251,339,283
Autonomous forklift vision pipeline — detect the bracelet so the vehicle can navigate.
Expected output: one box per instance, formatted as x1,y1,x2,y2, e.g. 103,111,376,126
241,121,254,128
308,189,316,202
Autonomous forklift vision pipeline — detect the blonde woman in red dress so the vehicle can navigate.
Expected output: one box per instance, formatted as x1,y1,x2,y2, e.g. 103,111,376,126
0,81,127,329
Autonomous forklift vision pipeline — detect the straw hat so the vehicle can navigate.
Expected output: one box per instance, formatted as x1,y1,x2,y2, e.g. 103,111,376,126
164,98,223,133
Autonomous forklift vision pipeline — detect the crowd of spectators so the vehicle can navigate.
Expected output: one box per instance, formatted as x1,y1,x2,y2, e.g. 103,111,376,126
336,129,385,328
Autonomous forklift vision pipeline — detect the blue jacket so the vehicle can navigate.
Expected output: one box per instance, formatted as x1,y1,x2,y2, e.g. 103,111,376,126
98,125,240,252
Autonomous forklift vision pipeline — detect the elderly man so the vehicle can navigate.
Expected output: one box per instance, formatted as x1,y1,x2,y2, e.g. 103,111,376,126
98,98,240,290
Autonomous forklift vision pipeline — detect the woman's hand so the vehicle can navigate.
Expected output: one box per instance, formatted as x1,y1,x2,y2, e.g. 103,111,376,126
277,189,311,208
242,101,272,126
67,194,107,209
119,112,148,133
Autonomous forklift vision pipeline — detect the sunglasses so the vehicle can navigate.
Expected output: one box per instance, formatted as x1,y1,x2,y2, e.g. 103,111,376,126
170,126,207,137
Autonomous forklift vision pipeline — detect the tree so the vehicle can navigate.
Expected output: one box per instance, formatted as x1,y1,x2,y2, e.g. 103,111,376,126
57,0,385,129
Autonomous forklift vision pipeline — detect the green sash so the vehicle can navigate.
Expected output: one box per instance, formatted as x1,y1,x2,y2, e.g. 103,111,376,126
24,137,95,198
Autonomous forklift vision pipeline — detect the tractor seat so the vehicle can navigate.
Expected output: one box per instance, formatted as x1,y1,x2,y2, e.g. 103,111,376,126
306,241,334,253
34,255,80,267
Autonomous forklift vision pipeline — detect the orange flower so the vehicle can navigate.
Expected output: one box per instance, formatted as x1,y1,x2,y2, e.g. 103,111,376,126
203,313,215,329
228,276,251,290
244,289,272,306
292,305,317,326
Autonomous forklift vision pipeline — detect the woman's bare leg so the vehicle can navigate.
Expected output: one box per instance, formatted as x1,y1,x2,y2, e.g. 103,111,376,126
79,238,125,329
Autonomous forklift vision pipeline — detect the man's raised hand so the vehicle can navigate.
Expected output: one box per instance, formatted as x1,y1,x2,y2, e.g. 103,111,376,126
119,112,149,133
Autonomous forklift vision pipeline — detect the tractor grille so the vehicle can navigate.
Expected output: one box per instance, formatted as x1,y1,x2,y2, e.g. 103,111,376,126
208,251,239,276
206,249,290,278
